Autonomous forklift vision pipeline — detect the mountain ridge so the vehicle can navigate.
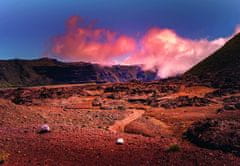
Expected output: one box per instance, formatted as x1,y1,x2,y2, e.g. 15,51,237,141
184,33,240,88
0,58,159,88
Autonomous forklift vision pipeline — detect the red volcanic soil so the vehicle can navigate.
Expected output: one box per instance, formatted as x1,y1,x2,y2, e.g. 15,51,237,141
0,83,240,165
1,127,240,166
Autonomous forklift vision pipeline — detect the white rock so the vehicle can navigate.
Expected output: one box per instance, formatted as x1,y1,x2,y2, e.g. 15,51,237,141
116,138,124,145
39,124,51,133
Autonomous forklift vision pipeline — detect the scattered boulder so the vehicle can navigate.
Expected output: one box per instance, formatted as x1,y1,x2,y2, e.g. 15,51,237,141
217,96,240,113
205,89,240,98
117,105,126,111
104,85,129,93
128,97,148,104
100,104,126,111
105,93,121,100
116,138,124,145
0,86,89,105
38,124,51,134
216,108,225,114
92,97,103,107
100,105,115,110
99,100,126,110
12,96,32,105
235,103,240,109
149,96,212,109
223,96,240,103
224,105,236,110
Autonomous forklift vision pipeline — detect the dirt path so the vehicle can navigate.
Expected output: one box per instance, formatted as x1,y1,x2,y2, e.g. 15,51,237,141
108,109,145,133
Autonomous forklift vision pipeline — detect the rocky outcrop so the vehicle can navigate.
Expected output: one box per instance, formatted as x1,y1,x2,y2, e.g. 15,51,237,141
216,96,240,113
0,86,88,105
184,118,240,155
148,96,212,109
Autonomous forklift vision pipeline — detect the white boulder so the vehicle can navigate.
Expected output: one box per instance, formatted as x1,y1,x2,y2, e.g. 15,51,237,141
116,138,124,145
38,124,51,133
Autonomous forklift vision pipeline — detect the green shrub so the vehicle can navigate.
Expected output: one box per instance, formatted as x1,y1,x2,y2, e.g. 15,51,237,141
0,151,10,164
166,144,181,152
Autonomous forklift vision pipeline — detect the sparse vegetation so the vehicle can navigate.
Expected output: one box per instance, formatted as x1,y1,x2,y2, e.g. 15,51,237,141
0,151,10,164
166,144,181,152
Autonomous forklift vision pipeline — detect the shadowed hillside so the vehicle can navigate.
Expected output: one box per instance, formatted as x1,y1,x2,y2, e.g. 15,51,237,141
185,33,240,88
0,58,158,88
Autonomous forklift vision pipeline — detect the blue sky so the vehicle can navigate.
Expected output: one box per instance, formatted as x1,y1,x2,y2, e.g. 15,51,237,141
0,0,240,59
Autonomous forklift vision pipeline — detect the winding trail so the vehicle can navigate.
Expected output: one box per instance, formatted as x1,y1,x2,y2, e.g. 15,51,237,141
109,109,145,133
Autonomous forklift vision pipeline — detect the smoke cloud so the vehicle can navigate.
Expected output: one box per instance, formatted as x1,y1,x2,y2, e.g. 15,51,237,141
49,16,237,78
124,28,227,78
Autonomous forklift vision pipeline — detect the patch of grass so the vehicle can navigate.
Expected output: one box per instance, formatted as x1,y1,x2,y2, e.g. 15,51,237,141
0,151,10,164
166,144,181,152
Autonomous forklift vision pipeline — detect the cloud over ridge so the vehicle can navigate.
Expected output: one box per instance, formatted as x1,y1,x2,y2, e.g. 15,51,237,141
49,16,238,78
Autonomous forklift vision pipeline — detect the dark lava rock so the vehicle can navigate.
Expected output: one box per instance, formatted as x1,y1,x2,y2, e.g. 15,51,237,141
100,104,126,110
128,98,148,104
105,93,121,100
149,96,212,109
217,96,240,113
184,118,240,155
128,88,155,95
224,105,236,110
216,108,225,114
92,97,103,107
235,103,240,109
223,96,240,103
158,85,180,93
1,86,89,105
117,105,126,111
104,85,129,93
99,100,126,110
12,95,32,105
0,160,4,164
205,89,237,98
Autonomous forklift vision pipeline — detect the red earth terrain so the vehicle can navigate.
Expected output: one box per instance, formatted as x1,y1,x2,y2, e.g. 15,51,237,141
0,82,240,165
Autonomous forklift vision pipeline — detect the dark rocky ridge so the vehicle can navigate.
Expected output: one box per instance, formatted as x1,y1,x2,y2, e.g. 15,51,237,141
184,33,240,89
182,34,240,155
0,58,158,87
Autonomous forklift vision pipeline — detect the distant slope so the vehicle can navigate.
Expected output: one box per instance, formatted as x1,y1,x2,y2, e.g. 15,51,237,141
185,33,240,88
0,58,158,87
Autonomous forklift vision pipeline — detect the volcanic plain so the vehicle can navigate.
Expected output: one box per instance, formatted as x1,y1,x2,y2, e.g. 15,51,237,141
0,80,240,165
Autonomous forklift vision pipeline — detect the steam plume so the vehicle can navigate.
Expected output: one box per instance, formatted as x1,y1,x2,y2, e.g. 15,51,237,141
49,16,238,78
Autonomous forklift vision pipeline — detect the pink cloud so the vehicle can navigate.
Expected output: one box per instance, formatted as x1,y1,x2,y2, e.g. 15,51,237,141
50,16,136,65
124,28,228,78
49,16,239,78
235,25,240,34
